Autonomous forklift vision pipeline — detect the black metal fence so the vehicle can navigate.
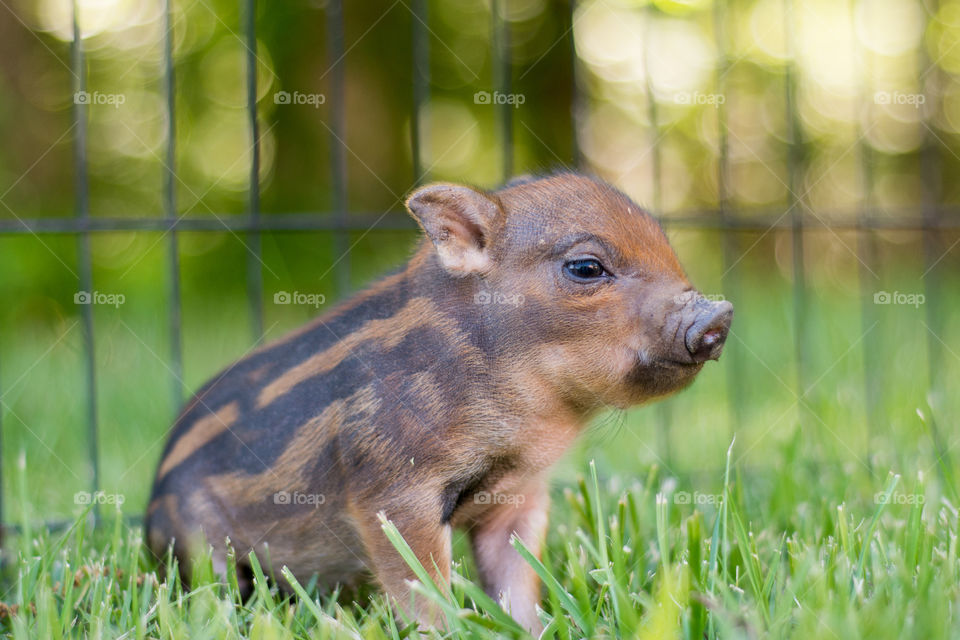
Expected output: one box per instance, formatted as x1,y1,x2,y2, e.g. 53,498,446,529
0,0,956,531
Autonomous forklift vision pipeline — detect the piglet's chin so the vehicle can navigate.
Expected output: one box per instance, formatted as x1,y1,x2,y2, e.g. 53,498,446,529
622,355,703,402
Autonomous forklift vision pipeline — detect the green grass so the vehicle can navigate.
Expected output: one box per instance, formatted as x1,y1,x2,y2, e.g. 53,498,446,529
0,440,957,638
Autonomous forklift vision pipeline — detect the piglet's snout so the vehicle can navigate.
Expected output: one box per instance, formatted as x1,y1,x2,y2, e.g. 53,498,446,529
684,299,733,363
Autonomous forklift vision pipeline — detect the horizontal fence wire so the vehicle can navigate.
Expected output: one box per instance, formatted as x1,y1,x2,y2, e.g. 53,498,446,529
0,214,958,234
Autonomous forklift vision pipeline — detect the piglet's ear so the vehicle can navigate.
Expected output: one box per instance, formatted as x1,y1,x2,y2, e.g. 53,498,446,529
405,183,503,276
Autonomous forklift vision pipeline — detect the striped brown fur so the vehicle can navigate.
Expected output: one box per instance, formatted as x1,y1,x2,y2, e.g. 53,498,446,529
146,173,732,632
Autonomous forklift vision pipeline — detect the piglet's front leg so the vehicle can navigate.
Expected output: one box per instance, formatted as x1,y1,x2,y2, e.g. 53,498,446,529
354,501,452,630
470,480,549,634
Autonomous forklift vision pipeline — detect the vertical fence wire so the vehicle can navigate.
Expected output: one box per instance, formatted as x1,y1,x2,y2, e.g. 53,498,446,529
782,0,809,430
492,0,513,181
411,0,429,184
921,4,944,392
71,0,100,520
642,5,672,468
852,1,878,473
244,0,264,343
0,345,3,538
164,0,184,410
326,0,350,297
712,0,744,441
918,0,954,496
568,0,582,168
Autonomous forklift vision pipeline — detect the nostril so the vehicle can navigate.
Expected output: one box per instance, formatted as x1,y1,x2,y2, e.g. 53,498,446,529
683,303,734,363
689,329,726,361
701,327,725,348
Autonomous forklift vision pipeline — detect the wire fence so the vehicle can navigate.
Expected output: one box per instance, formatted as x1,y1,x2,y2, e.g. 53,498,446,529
0,0,956,533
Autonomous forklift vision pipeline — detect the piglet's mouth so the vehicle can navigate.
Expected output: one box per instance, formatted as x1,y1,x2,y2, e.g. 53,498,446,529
657,359,705,370
635,349,705,371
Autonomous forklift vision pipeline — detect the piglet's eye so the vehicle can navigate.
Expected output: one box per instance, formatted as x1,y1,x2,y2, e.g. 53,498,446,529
563,258,607,281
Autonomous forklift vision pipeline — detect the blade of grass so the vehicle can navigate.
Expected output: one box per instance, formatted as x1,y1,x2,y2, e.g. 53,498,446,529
281,566,362,640
852,473,900,593
511,534,589,633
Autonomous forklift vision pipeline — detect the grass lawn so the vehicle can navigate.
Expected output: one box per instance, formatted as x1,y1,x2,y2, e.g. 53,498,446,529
0,232,957,638
0,450,956,639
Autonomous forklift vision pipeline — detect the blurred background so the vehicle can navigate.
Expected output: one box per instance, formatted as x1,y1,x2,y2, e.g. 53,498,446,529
0,0,957,525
